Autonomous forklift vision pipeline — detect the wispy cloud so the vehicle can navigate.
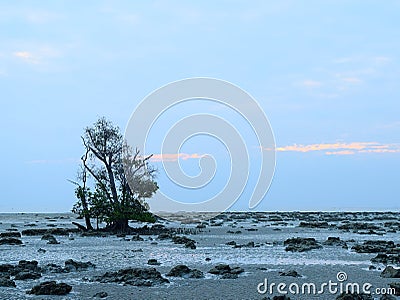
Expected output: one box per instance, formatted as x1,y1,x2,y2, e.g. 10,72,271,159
299,79,322,88
267,142,400,155
150,153,210,162
13,47,62,65
13,51,40,64
340,77,362,84
298,55,392,98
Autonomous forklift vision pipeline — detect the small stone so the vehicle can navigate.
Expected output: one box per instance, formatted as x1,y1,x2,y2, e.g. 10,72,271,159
279,270,301,277
93,291,108,298
147,259,160,266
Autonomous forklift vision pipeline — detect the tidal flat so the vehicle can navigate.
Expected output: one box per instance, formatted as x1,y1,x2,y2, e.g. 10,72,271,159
0,212,399,300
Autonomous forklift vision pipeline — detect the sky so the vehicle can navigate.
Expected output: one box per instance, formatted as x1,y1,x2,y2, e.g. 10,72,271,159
1,0,399,212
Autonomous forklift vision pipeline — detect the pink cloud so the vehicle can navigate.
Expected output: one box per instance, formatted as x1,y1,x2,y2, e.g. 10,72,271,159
270,142,400,155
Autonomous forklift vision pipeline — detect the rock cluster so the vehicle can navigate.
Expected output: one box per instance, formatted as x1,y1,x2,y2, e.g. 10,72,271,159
171,235,196,249
284,237,322,252
0,237,23,245
298,221,330,228
27,281,72,295
166,265,204,278
380,266,400,278
208,264,244,279
64,259,95,272
279,270,301,277
352,240,398,254
323,237,348,248
0,260,42,285
371,253,400,265
95,267,169,286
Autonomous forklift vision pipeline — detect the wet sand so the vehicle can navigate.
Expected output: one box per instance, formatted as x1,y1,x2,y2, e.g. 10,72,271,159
0,212,399,299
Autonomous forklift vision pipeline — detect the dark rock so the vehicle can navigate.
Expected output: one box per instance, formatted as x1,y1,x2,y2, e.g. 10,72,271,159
166,265,204,278
157,232,173,240
380,294,396,300
389,282,400,295
0,237,23,245
172,236,196,249
131,234,144,242
22,228,79,236
208,264,243,279
299,221,329,228
284,237,322,252
205,257,211,261
279,270,301,277
338,223,381,231
14,271,41,280
0,277,16,287
226,241,236,246
147,259,160,266
336,292,373,299
0,264,14,274
221,273,238,279
229,230,242,234
43,263,65,274
208,264,231,275
263,296,291,300
352,240,397,254
381,266,400,278
95,268,169,286
37,248,46,253
245,228,258,231
234,241,255,248
41,234,59,244
93,291,108,298
371,253,400,265
0,260,42,278
64,259,95,272
12,260,42,276
27,281,72,295
230,266,244,274
323,237,348,248
0,232,21,238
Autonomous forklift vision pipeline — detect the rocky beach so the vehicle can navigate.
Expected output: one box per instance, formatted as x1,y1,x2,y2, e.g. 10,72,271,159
0,212,399,300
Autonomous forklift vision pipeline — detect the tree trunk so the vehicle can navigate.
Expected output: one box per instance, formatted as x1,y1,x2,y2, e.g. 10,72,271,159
80,154,93,231
106,164,119,204
81,196,93,230
72,221,88,231
107,218,130,233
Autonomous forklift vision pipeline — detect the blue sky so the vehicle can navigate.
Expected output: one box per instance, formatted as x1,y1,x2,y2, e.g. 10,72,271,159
1,1,399,212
